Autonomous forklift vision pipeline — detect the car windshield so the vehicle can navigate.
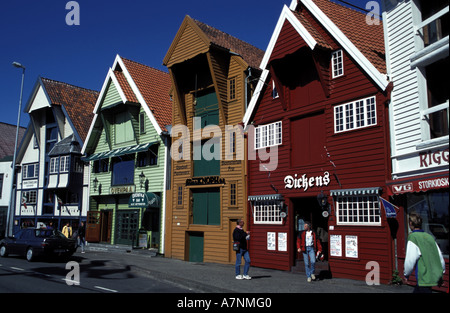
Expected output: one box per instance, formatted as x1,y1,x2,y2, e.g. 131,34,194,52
35,229,67,239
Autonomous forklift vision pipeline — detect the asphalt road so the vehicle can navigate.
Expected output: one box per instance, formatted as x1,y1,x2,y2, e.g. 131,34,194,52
0,252,193,293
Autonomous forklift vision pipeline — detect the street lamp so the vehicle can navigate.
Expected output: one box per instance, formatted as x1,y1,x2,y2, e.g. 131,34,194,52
6,62,26,236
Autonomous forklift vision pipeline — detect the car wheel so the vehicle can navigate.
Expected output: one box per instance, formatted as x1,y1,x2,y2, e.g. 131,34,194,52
26,247,34,262
0,245,8,257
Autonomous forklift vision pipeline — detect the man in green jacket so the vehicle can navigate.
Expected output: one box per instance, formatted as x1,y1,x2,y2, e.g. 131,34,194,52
404,212,445,293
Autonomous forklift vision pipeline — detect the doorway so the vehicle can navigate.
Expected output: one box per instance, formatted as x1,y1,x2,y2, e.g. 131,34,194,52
187,232,204,262
292,197,329,262
115,210,139,245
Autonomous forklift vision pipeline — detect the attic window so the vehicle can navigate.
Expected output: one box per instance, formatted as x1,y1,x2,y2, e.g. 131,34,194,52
332,50,344,78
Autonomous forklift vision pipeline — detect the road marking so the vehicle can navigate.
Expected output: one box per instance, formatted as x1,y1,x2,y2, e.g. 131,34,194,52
94,286,118,293
10,267,25,271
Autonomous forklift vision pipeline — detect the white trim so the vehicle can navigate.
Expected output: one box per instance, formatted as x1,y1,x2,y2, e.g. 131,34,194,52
115,55,163,135
243,69,269,127
301,0,389,90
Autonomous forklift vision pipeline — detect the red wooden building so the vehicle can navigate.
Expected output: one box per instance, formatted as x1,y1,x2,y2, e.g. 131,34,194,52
243,0,396,283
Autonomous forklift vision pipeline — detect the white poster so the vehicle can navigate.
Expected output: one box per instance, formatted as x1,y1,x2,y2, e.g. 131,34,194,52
345,235,358,258
278,232,287,251
330,234,342,257
267,232,276,251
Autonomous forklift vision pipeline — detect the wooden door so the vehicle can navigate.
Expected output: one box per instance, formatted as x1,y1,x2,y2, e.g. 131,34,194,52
86,211,101,242
188,232,204,262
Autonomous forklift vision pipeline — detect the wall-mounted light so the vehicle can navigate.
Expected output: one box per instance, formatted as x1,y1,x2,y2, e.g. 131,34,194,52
139,171,146,189
93,177,98,191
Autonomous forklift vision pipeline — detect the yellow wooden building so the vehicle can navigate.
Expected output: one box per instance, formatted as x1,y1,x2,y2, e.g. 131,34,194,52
163,16,264,264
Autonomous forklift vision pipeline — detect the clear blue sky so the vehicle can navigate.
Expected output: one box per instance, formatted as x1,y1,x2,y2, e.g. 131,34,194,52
0,0,380,128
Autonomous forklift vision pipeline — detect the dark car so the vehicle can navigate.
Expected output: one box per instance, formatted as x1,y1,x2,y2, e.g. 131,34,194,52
0,228,77,262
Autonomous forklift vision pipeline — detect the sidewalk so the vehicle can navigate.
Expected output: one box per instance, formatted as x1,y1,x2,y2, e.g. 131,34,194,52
80,243,413,293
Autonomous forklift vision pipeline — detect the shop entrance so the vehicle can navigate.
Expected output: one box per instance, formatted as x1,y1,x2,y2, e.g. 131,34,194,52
292,197,329,274
115,210,139,245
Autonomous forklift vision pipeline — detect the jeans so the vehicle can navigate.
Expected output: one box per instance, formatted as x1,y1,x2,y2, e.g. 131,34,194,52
235,249,251,276
78,237,86,252
303,246,316,278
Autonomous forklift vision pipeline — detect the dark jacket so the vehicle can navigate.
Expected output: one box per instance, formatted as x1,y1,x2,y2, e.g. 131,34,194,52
233,227,249,250
78,224,86,238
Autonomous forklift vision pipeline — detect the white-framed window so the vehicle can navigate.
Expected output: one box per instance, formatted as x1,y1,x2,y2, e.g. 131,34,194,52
22,190,37,205
49,157,59,174
22,163,39,179
255,121,282,149
334,96,376,133
60,156,70,172
253,202,283,225
336,195,381,226
332,49,344,78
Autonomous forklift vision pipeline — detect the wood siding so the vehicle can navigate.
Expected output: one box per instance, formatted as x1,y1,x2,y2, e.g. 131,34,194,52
247,18,393,282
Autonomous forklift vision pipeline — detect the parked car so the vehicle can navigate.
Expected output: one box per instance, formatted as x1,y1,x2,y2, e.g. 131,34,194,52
0,228,77,262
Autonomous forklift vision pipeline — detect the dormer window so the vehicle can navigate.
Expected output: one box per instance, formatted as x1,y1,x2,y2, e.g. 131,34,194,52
332,49,344,78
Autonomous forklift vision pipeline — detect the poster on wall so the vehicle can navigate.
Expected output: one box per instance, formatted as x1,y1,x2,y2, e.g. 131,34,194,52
330,234,342,257
267,232,276,250
345,235,358,258
278,232,287,251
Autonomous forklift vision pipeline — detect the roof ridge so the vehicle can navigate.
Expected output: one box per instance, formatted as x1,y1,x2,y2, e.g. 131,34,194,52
119,56,169,75
191,17,264,52
40,77,99,94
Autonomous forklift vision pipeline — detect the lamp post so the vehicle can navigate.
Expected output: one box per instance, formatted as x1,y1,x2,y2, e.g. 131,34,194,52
6,62,26,236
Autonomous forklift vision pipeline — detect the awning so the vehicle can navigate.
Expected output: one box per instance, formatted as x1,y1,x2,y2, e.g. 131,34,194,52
248,194,284,201
129,192,161,209
82,142,157,162
386,172,449,195
330,187,381,197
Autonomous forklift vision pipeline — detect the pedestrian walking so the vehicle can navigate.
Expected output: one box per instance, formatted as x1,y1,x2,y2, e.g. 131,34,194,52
233,219,251,280
62,222,72,239
77,221,86,253
297,221,322,282
404,212,445,293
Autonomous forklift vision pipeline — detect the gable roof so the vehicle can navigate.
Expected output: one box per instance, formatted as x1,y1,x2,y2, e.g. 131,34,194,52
243,0,388,126
164,15,264,69
40,77,99,142
82,55,172,155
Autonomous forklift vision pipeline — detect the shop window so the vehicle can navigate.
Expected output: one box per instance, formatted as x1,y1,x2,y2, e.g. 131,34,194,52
334,96,376,133
335,195,381,226
407,190,449,257
253,201,283,225
111,155,134,186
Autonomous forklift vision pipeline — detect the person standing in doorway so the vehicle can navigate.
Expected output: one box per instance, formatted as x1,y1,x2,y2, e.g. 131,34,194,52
404,212,445,293
297,221,322,282
77,221,86,253
233,219,251,280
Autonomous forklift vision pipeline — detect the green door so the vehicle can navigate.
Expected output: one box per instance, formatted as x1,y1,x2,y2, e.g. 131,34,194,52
192,188,220,225
188,232,204,262
115,210,139,245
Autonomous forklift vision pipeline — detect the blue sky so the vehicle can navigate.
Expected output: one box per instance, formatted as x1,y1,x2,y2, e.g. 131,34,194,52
0,0,380,128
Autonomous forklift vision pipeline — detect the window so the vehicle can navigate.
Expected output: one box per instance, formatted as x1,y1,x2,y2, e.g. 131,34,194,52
230,183,237,206
0,174,3,199
417,0,449,47
253,201,283,224
46,126,58,153
115,111,134,143
137,145,159,167
93,159,109,173
177,186,183,206
334,96,377,133
272,80,279,99
23,163,39,179
60,156,70,173
332,50,344,78
255,121,282,149
139,112,146,134
22,190,37,205
111,155,134,185
228,77,236,101
49,158,59,174
336,196,381,225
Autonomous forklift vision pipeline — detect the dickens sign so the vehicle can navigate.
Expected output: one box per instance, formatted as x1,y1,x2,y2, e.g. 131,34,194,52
284,171,330,192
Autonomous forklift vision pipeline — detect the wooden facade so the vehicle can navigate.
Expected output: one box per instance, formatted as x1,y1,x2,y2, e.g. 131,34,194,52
243,0,396,283
163,16,263,264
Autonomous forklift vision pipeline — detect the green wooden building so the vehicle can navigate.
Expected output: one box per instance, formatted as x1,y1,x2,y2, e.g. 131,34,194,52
81,55,172,253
